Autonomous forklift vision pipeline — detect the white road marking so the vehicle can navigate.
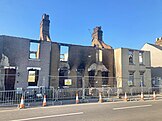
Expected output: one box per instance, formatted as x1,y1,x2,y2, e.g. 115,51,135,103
113,104,152,110
10,112,84,121
0,109,18,113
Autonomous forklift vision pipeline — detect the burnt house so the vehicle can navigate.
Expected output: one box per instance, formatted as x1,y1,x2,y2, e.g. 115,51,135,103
50,26,115,89
0,14,115,90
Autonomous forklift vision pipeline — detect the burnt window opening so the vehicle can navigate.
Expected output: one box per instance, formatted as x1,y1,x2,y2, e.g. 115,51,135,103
139,51,144,65
59,68,68,88
29,41,40,59
28,69,39,86
76,69,84,88
102,71,108,85
99,49,103,62
89,70,95,87
128,50,134,64
96,49,103,63
60,46,69,62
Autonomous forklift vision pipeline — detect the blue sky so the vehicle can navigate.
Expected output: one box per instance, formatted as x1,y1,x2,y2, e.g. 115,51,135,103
0,0,162,49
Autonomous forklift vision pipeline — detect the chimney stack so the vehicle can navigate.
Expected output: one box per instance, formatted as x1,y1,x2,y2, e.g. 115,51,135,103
40,14,51,41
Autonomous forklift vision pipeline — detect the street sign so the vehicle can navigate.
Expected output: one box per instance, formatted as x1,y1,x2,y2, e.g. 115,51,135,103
64,79,72,85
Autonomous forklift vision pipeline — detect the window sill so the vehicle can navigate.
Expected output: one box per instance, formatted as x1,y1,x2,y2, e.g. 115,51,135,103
140,85,146,87
28,59,41,61
139,64,145,66
129,63,135,65
128,85,135,87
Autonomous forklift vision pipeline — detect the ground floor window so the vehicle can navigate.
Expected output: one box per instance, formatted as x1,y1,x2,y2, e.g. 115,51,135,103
102,71,108,85
77,69,84,88
89,70,95,87
140,71,145,87
59,69,68,88
28,69,39,86
128,71,134,86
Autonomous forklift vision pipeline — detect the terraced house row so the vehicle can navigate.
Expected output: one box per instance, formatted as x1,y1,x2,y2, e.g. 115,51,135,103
0,14,161,92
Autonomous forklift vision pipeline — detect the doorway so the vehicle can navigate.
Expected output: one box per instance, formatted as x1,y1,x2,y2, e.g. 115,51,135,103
4,68,16,90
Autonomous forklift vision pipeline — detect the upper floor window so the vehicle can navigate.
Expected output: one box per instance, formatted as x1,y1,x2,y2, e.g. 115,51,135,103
99,49,103,62
96,49,103,63
128,50,134,64
60,46,69,62
29,41,39,59
139,51,143,65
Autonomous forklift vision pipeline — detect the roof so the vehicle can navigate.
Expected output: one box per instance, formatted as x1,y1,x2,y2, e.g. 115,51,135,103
88,62,109,72
146,43,162,50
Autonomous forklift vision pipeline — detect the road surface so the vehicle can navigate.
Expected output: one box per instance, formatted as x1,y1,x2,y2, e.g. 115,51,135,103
0,100,162,121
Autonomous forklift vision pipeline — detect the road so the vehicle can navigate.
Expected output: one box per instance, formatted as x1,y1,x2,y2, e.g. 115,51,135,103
0,100,162,121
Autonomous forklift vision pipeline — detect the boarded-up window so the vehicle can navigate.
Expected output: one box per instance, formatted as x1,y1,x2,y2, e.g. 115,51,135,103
28,69,39,86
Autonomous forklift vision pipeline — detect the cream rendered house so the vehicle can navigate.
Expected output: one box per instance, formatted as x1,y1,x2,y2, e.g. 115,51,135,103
142,37,162,86
114,48,151,92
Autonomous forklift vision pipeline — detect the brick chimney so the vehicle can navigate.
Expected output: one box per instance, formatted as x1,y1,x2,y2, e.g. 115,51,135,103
40,14,51,41
155,37,162,46
91,26,112,49
92,26,103,42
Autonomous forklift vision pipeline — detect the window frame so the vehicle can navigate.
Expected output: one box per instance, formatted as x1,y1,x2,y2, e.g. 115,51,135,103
29,41,40,59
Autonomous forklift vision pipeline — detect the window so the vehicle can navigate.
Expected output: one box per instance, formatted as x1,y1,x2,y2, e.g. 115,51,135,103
89,70,95,87
96,49,103,62
139,51,143,65
60,46,69,62
59,68,68,88
140,71,144,86
28,69,39,86
76,69,84,88
128,50,134,64
99,49,103,62
128,71,134,86
29,41,39,59
102,71,108,85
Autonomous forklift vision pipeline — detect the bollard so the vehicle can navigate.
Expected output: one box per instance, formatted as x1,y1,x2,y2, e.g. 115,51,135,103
98,92,103,103
140,92,144,101
153,91,156,100
124,92,128,102
42,95,47,107
19,95,25,109
76,91,79,104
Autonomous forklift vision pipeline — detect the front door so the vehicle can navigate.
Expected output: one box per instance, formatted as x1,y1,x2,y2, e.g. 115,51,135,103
4,69,16,90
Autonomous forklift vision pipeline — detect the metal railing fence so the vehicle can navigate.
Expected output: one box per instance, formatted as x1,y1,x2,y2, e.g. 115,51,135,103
1,86,162,107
